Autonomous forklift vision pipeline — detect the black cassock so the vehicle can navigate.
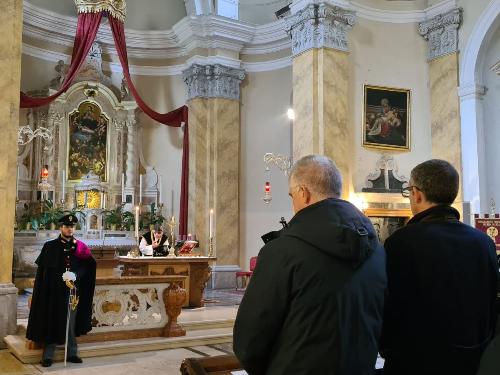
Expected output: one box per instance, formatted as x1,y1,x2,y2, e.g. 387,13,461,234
26,236,96,345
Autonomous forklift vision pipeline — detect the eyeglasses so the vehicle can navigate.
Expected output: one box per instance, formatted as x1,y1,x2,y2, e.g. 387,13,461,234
401,185,422,198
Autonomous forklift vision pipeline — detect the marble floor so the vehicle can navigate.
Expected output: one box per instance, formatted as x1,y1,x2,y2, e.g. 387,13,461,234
2,290,243,375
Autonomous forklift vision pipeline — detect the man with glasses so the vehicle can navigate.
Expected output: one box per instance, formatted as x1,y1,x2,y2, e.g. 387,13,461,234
380,159,498,375
233,155,386,375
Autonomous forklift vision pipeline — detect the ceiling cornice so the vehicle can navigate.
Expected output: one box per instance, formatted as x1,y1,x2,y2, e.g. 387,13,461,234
23,0,457,60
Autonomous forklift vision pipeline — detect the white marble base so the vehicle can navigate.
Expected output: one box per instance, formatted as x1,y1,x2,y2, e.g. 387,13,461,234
207,265,241,289
0,283,18,349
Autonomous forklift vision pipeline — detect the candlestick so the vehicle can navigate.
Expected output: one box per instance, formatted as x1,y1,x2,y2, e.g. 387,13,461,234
121,173,125,203
134,205,140,239
139,174,143,204
209,209,214,239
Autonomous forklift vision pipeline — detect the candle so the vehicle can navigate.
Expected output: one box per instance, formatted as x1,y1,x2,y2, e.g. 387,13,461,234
159,176,163,204
139,174,143,204
16,165,19,200
103,193,106,209
61,169,65,202
209,209,213,239
100,192,104,209
134,206,140,238
121,173,125,203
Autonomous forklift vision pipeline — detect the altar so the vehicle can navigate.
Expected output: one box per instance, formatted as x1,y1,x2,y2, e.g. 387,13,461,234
118,256,216,308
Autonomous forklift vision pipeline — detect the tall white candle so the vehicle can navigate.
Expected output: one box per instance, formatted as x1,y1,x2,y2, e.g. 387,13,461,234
139,174,143,204
61,169,66,202
135,206,140,238
121,173,125,203
16,165,19,200
159,176,163,204
209,209,214,239
103,193,106,209
100,192,104,209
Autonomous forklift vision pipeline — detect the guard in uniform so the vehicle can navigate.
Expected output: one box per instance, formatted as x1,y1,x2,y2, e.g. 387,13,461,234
139,224,169,256
26,214,96,367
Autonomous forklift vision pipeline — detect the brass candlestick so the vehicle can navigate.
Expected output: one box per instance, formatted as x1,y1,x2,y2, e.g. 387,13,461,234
208,237,214,257
166,215,177,258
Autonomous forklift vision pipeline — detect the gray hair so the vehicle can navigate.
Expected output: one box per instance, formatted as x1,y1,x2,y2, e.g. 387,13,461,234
289,155,342,198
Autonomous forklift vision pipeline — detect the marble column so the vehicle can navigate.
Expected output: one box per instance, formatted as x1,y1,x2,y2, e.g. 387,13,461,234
125,113,138,207
286,3,356,196
419,8,464,214
183,64,245,288
0,0,22,348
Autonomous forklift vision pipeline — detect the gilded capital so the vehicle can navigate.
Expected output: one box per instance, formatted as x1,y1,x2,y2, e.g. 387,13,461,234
285,3,356,56
418,8,462,61
182,64,246,101
74,0,127,22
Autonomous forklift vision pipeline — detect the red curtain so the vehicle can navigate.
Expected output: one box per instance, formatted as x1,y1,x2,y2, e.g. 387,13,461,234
109,17,189,235
20,12,103,108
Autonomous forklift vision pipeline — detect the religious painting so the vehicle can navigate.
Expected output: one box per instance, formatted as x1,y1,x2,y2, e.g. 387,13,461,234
364,208,412,244
363,85,411,151
68,101,108,181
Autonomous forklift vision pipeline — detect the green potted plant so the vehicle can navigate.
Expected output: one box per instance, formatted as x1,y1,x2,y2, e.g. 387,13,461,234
19,202,38,231
139,203,165,231
40,200,64,230
103,204,125,230
122,210,135,231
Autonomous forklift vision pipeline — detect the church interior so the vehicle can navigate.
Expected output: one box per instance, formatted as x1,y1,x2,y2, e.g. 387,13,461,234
0,0,499,373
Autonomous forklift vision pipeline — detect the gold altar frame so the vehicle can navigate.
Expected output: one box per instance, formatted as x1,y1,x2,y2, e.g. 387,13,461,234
67,100,111,182
363,207,412,244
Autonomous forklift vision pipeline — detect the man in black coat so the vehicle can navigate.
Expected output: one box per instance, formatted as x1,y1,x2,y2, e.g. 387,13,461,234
380,159,499,375
139,224,169,256
233,155,387,375
26,214,96,367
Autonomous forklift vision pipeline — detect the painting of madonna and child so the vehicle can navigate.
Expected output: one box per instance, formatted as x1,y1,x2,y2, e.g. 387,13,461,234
68,101,108,181
363,85,411,151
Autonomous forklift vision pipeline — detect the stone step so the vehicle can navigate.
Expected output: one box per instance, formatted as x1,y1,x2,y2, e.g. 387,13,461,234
5,327,233,364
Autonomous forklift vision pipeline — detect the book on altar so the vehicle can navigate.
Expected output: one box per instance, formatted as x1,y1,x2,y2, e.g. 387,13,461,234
178,240,198,254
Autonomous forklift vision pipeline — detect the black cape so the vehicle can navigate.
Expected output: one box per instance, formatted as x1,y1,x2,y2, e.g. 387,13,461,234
26,236,96,345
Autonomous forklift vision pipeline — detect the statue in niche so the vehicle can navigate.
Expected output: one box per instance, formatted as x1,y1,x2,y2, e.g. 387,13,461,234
49,60,68,90
68,101,108,181
120,77,133,101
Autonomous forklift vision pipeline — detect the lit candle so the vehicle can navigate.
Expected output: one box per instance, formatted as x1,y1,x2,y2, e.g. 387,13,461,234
134,205,139,238
121,173,125,203
61,169,65,202
209,209,213,239
159,176,163,204
139,174,143,204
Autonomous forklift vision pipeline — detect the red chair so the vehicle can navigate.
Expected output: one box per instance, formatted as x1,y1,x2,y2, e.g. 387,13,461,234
235,256,257,289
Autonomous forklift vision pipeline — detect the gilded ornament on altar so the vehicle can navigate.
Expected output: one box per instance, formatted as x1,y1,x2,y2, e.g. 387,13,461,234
76,190,101,209
487,226,498,242
75,0,127,22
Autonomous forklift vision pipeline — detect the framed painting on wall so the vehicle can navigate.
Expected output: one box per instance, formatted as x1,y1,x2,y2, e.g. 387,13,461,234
68,101,109,181
364,208,412,244
363,85,411,151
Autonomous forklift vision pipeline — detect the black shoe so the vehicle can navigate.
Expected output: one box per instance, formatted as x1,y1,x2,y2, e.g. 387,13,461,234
67,356,83,363
41,358,52,367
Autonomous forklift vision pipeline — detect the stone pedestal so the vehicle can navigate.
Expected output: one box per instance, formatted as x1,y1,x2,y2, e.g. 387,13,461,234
183,64,245,288
287,3,355,197
0,0,22,347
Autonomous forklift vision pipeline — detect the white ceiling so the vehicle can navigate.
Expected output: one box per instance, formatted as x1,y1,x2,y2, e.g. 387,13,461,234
26,0,434,28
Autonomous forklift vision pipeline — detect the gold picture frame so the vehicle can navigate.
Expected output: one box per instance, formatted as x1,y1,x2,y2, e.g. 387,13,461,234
363,84,411,151
363,208,412,244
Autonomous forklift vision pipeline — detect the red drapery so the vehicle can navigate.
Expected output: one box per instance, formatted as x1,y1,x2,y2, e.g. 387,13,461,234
20,12,189,235
20,12,103,108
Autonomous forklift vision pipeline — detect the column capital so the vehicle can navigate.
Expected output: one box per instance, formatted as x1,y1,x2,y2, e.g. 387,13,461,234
418,7,462,61
285,2,356,57
182,64,246,101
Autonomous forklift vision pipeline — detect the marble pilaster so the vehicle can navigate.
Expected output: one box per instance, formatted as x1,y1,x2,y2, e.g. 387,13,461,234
0,0,22,347
184,64,244,288
429,52,463,204
289,3,353,196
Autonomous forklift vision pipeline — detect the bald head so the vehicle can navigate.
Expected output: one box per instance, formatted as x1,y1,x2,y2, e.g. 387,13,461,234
289,155,342,199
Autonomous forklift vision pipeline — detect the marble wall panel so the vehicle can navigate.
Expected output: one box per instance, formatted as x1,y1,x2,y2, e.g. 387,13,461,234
429,52,463,201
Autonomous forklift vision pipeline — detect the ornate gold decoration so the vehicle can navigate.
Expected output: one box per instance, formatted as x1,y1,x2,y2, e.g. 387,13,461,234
76,190,101,208
75,0,127,22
